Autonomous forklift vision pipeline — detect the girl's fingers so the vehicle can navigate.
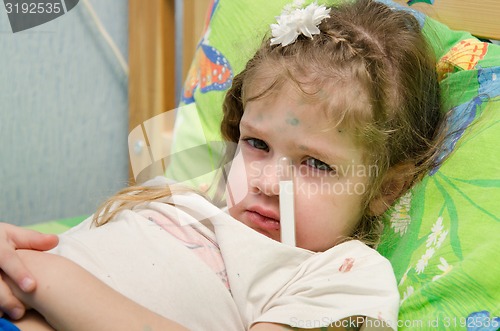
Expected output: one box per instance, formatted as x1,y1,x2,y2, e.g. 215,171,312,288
0,273,26,320
0,245,36,293
0,224,58,292
5,225,59,251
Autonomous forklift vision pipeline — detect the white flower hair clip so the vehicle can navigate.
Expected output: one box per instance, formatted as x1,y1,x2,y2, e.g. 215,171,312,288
270,1,331,47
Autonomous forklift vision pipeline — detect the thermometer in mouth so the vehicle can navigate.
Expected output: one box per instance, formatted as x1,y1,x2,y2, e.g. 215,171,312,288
278,156,296,247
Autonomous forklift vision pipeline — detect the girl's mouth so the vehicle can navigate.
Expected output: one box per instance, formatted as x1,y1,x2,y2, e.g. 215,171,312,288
244,209,280,232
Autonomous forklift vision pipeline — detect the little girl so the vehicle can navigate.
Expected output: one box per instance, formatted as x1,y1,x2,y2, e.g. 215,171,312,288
0,0,444,330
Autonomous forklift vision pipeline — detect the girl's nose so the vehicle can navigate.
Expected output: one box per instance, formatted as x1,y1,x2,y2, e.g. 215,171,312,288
249,161,281,196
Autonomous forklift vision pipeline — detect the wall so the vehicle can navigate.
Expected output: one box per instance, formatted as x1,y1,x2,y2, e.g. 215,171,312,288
0,0,129,225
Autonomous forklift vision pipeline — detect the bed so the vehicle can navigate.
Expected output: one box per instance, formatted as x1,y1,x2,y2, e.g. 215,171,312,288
30,0,500,330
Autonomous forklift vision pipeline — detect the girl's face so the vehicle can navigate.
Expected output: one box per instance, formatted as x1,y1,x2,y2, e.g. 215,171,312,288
226,82,374,252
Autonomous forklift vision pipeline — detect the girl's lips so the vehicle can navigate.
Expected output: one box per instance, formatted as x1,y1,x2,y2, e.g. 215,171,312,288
244,210,280,232
248,205,280,221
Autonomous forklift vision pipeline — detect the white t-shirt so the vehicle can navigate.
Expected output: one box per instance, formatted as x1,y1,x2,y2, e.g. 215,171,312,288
50,189,399,330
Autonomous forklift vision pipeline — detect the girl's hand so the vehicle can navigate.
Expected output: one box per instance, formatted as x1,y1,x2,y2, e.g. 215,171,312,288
0,223,58,319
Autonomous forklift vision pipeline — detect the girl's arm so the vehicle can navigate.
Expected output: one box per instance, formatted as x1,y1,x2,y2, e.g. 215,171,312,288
9,251,363,331
12,310,56,331
8,250,189,331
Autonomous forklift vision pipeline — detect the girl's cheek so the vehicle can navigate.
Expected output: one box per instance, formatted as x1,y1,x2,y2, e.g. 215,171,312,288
294,174,338,200
226,151,250,206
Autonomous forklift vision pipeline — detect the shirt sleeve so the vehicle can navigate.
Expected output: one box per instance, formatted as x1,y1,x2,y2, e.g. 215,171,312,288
253,240,400,330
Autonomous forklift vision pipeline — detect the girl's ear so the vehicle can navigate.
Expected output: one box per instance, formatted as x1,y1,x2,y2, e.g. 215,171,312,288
368,162,415,216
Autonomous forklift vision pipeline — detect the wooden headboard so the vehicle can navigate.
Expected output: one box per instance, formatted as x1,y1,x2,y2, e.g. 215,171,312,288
393,0,500,40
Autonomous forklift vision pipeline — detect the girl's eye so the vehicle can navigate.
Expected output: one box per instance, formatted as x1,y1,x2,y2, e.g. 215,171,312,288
244,138,269,152
304,158,335,172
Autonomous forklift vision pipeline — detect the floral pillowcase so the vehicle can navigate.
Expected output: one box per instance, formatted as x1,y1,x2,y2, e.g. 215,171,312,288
377,5,500,329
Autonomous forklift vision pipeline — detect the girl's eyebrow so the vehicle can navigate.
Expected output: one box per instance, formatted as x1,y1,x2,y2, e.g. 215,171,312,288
239,120,265,136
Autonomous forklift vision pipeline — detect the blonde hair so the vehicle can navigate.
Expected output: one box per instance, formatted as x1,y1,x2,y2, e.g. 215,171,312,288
221,0,445,246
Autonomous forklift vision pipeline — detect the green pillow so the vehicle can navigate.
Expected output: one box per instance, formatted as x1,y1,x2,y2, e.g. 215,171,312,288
167,0,291,188
168,0,500,329
26,215,87,234
378,13,500,331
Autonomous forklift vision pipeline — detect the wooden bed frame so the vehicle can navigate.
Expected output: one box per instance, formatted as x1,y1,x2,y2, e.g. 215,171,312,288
394,0,500,40
127,0,500,182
